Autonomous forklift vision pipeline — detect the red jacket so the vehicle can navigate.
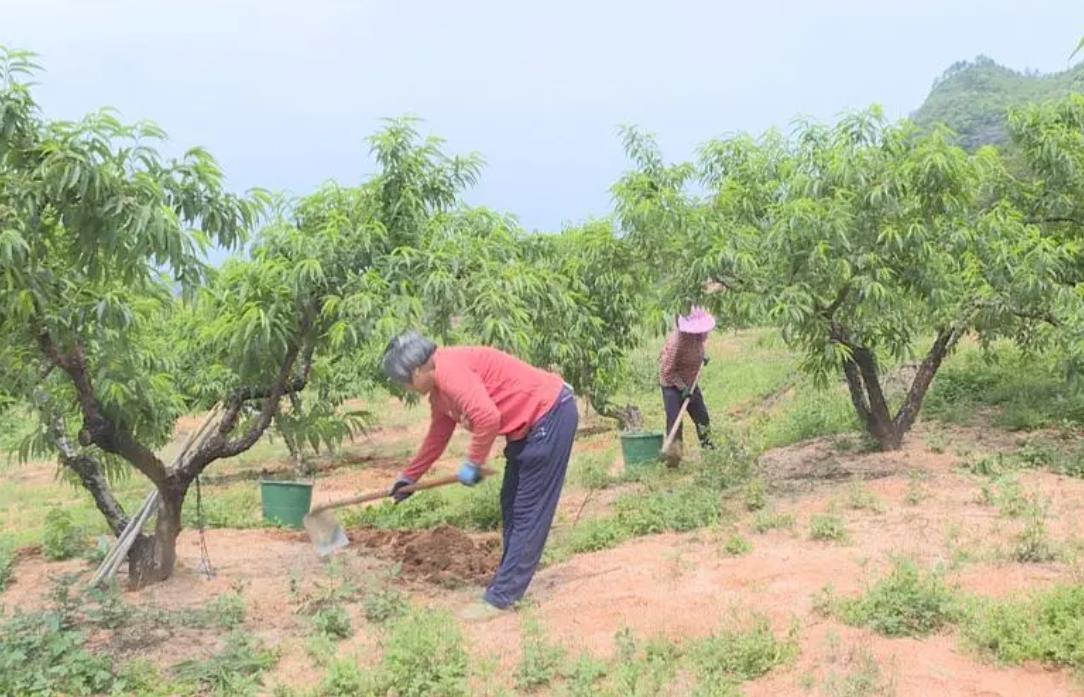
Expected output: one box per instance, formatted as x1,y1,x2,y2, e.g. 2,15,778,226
402,346,564,480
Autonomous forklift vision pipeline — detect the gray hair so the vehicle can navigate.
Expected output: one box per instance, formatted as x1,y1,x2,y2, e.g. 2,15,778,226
382,331,437,384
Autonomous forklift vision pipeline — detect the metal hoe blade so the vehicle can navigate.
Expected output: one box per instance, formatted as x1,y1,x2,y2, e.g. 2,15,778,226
303,510,349,557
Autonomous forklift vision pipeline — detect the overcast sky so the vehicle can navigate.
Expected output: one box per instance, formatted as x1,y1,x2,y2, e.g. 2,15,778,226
4,1,1082,240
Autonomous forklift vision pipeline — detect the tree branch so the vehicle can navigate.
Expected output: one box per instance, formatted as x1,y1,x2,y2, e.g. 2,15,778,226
893,326,963,434
36,329,168,487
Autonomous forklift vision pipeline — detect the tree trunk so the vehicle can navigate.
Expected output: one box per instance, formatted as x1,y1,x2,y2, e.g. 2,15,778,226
128,478,189,588
836,327,961,452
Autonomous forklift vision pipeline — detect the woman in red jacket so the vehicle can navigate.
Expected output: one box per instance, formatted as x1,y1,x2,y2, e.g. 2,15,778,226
382,331,578,621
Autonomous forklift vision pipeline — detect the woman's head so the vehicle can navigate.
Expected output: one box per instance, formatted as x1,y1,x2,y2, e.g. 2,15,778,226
382,331,438,394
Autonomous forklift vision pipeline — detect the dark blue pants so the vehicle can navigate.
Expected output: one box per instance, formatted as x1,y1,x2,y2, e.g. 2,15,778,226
484,388,578,609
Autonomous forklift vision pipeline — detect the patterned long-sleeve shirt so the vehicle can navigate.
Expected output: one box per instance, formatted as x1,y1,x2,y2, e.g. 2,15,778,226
658,331,705,389
402,346,565,481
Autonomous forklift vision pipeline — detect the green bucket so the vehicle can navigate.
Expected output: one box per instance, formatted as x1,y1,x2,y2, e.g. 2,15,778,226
619,431,664,469
259,480,313,529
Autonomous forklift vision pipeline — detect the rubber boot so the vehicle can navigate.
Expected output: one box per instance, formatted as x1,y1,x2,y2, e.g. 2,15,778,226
696,423,716,450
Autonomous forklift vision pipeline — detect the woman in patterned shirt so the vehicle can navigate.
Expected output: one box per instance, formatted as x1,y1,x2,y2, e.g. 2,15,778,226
659,307,716,465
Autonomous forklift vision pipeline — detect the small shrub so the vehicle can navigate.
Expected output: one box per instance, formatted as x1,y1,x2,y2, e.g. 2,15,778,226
752,509,796,534
689,615,798,687
724,534,752,556
313,604,353,640
810,514,848,542
962,584,1084,669
172,632,278,695
43,508,86,561
744,479,767,511
515,617,566,691
839,560,959,637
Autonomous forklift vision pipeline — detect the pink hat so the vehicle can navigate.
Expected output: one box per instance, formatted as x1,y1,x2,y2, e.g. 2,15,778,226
677,306,716,334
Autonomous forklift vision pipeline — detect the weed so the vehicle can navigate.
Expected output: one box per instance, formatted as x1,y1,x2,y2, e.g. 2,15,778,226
205,590,247,629
343,479,502,532
364,586,409,624
319,657,375,696
515,617,566,691
611,629,680,697
112,659,198,696
689,614,798,691
744,479,767,511
724,534,752,556
0,537,14,591
1011,506,1058,564
838,559,959,637
810,514,848,542
962,584,1084,669
305,635,337,668
574,451,615,490
822,645,897,697
172,632,278,695
0,609,117,696
845,484,883,513
313,604,353,640
904,472,926,506
43,508,86,561
811,584,840,618
752,509,796,534
377,610,468,697
560,653,608,696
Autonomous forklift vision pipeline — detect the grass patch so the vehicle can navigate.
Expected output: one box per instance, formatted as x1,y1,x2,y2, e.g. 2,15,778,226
515,617,566,692
752,509,796,534
0,537,14,591
810,514,848,542
172,632,278,696
962,584,1084,670
688,614,799,692
845,484,883,513
838,559,960,637
1011,505,1058,564
743,479,767,511
376,609,468,697
0,609,118,696
925,343,1084,430
312,604,353,640
822,645,897,697
572,449,617,490
610,629,680,697
342,478,502,532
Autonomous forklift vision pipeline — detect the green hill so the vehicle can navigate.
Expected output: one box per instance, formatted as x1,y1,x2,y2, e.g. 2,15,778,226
912,55,1084,150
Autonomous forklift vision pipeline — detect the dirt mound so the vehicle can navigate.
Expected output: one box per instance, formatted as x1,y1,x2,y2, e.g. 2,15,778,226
350,524,500,587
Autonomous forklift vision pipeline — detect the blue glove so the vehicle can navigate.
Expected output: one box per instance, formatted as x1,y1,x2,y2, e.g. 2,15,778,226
390,475,415,503
457,461,483,487
679,385,694,400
